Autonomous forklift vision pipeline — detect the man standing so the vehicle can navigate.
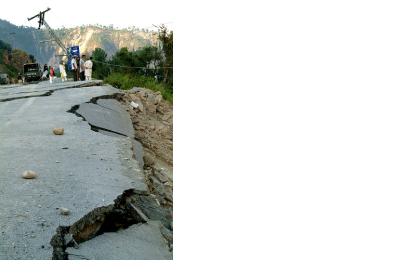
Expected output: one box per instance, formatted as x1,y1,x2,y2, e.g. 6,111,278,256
59,61,67,82
49,66,54,84
84,56,93,81
71,56,78,81
80,55,86,81
76,56,80,81
43,64,49,79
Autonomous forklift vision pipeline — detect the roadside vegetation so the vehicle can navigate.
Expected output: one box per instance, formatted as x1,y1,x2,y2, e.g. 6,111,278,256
0,39,35,80
92,25,173,102
105,73,173,101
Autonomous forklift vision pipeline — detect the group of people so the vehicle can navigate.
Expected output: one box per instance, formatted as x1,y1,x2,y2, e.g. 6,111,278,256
41,64,56,84
45,64,61,84
44,54,93,84
70,55,93,81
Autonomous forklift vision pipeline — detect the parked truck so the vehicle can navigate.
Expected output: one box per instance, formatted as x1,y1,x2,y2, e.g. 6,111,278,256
0,73,10,84
23,63,43,82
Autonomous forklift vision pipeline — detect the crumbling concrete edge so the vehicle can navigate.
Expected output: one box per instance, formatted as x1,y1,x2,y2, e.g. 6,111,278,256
0,80,104,103
49,189,172,260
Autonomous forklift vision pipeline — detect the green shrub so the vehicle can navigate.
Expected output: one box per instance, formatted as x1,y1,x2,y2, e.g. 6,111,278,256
104,73,173,102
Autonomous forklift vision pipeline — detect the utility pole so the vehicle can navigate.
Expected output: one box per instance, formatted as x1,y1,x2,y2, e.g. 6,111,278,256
28,8,50,29
28,8,69,57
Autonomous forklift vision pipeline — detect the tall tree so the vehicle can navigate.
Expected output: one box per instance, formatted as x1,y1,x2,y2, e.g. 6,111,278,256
110,47,137,74
135,46,162,75
92,48,110,79
157,25,173,85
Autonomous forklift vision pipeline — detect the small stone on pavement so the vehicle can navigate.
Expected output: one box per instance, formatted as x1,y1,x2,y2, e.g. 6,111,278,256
59,208,70,215
22,170,37,179
53,128,64,135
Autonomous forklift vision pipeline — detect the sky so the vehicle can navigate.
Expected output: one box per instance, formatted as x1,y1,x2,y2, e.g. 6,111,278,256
0,0,174,30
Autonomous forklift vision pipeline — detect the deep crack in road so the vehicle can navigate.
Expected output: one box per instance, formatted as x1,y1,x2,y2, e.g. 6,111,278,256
0,80,172,260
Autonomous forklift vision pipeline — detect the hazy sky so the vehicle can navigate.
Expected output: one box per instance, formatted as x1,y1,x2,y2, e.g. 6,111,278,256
0,0,174,29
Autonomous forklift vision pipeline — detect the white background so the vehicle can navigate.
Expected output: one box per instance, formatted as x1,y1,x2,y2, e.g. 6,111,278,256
0,0,173,29
2,0,410,279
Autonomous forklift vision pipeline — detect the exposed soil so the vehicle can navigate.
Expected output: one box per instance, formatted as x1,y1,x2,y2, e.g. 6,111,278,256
115,87,173,211
50,189,172,260
49,86,173,260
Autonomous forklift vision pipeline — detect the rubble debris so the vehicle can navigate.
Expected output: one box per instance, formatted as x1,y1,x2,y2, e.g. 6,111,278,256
22,170,37,179
50,189,172,260
50,226,70,260
116,88,173,165
53,128,64,135
65,221,172,260
49,90,173,259
129,203,149,222
130,101,140,110
59,208,70,215
153,168,168,183
116,87,173,211
143,154,155,168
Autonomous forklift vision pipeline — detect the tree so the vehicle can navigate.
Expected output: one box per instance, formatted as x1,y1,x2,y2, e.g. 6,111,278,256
10,49,30,71
0,39,37,78
0,40,11,52
93,47,107,62
135,46,162,76
92,48,110,79
110,47,137,74
157,25,173,85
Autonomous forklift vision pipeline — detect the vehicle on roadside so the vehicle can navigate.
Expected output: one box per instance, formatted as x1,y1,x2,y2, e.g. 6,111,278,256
23,63,43,82
0,73,10,84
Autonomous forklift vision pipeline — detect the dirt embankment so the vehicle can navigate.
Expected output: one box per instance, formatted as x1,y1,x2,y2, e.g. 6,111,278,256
49,86,173,259
116,88,173,211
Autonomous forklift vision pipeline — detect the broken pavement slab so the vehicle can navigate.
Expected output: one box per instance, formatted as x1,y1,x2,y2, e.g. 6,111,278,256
50,189,172,260
0,81,150,259
75,100,134,137
73,97,145,169
0,80,102,102
66,221,172,260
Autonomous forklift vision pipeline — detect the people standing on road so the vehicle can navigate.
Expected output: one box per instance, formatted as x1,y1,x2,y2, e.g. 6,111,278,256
71,56,78,81
43,64,49,79
84,56,93,81
76,56,81,81
80,55,86,81
59,61,67,82
49,66,55,84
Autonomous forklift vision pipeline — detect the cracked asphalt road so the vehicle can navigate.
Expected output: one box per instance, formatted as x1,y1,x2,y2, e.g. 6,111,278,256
0,80,149,259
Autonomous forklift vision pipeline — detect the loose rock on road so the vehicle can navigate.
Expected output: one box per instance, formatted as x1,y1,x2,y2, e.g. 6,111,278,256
0,80,171,260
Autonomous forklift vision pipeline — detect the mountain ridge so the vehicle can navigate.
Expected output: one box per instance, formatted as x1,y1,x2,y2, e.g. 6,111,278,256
0,19,157,65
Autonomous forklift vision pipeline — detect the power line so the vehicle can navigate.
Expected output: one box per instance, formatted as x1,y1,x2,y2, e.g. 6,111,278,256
28,8,69,57
92,60,173,69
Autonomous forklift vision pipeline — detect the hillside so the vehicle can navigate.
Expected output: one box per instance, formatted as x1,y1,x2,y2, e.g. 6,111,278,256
0,19,157,65
0,40,35,79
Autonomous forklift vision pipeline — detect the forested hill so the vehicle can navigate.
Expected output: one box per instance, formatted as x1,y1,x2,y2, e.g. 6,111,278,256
0,40,35,79
0,19,157,64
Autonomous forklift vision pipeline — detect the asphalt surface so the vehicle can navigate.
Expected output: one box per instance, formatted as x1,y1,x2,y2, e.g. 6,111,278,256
0,80,170,260
66,221,172,260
